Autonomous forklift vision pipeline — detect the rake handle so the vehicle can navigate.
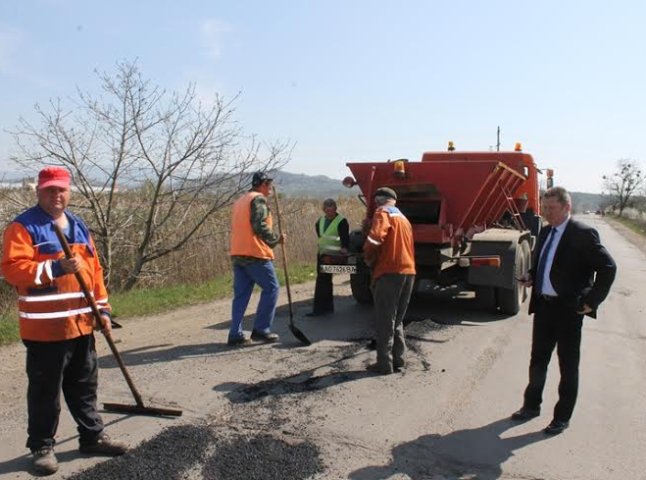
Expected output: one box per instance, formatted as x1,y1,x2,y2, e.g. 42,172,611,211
53,223,145,407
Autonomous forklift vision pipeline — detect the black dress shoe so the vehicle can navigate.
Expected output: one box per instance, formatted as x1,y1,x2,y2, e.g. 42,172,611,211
511,407,540,421
544,419,569,435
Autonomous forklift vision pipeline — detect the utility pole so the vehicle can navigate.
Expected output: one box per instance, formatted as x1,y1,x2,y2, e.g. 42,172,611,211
496,126,501,152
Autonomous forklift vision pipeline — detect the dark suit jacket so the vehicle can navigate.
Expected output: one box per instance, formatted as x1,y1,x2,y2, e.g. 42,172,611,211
528,218,617,318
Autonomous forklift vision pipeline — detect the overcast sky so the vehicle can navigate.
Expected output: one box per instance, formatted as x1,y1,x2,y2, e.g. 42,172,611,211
1,0,645,193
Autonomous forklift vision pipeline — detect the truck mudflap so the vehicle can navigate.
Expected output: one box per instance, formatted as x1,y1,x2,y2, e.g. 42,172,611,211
467,229,528,289
468,228,532,315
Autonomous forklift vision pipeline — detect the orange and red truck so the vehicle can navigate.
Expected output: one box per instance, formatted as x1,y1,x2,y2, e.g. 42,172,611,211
322,143,553,315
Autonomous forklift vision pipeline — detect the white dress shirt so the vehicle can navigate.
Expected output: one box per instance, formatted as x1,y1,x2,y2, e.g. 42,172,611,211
538,216,570,297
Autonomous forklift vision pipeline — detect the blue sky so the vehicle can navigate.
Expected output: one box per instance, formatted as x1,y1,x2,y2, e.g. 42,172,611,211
1,1,645,193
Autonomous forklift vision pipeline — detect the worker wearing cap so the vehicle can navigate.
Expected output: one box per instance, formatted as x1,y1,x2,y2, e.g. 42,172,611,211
228,171,285,346
1,166,127,476
306,198,350,317
362,187,416,375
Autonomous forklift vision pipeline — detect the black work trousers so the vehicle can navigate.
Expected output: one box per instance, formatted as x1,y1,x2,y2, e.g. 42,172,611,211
523,297,583,422
312,255,334,314
23,334,104,451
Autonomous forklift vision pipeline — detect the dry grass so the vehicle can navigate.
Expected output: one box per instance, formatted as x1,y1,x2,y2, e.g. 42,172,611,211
155,195,365,285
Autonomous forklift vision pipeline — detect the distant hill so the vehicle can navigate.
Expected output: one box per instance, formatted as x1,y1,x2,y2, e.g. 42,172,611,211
272,171,351,199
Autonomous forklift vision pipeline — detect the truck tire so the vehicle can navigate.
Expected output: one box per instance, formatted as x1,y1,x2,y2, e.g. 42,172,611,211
350,273,373,305
496,244,525,315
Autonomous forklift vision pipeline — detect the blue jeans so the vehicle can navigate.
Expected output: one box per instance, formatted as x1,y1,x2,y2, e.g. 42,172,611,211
230,260,280,339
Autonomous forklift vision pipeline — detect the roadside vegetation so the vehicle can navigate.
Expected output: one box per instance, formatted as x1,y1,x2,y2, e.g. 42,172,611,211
606,212,646,236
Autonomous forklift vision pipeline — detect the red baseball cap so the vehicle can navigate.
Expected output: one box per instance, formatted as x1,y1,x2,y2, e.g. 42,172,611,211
38,167,71,189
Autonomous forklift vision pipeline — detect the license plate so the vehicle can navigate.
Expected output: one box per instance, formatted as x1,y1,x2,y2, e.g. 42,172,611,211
319,265,357,274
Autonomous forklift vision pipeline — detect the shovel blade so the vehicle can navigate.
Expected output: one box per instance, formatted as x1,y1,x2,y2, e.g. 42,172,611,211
289,323,312,346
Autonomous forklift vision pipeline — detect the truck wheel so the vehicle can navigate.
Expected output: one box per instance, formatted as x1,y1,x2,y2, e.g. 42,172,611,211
350,273,373,305
496,245,525,315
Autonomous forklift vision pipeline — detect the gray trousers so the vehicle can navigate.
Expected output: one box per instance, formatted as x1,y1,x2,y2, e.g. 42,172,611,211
373,273,415,371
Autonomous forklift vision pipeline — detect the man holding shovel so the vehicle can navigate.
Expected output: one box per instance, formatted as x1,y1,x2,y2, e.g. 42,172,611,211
228,171,285,346
1,166,127,476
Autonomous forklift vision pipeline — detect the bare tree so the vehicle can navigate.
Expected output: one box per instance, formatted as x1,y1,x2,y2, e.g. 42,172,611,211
602,159,644,217
10,60,291,290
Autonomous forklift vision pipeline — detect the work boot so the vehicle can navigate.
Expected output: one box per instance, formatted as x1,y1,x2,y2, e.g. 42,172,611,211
366,363,394,375
32,446,58,476
250,330,279,343
79,434,128,456
227,335,252,347
393,359,406,372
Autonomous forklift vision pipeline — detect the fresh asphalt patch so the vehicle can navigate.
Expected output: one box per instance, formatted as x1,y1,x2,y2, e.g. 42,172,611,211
67,425,216,480
203,433,324,480
66,424,324,480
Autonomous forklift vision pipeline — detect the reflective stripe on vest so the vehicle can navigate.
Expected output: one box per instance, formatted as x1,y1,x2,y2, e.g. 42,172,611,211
229,191,275,259
317,215,344,255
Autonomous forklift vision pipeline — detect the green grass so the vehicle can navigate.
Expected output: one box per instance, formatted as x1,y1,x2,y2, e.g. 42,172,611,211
0,311,19,346
0,262,316,345
608,213,646,236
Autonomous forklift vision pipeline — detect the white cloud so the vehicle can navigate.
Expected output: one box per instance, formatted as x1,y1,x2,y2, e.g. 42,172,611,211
200,18,232,61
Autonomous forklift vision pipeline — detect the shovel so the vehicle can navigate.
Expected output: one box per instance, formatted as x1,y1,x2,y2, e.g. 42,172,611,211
53,224,183,417
272,186,312,346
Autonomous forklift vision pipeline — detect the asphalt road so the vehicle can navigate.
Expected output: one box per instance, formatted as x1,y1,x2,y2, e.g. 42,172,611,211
0,214,644,480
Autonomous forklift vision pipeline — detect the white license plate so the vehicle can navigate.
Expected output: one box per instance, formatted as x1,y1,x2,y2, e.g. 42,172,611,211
320,265,357,274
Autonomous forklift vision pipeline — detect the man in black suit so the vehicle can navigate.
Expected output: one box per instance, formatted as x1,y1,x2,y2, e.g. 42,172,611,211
512,186,616,435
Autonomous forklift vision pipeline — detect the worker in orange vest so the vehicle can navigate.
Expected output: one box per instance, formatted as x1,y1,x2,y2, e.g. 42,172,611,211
362,187,416,375
228,171,285,346
1,166,127,476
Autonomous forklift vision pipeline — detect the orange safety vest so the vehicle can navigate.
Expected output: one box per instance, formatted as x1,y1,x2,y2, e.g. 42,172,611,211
364,205,416,280
229,191,275,260
1,206,109,342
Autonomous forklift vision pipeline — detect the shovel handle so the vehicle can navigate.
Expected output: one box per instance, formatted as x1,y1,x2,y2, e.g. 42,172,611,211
52,223,145,407
271,186,294,316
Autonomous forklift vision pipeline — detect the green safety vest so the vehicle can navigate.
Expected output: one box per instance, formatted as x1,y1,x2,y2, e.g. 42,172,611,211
317,215,345,255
